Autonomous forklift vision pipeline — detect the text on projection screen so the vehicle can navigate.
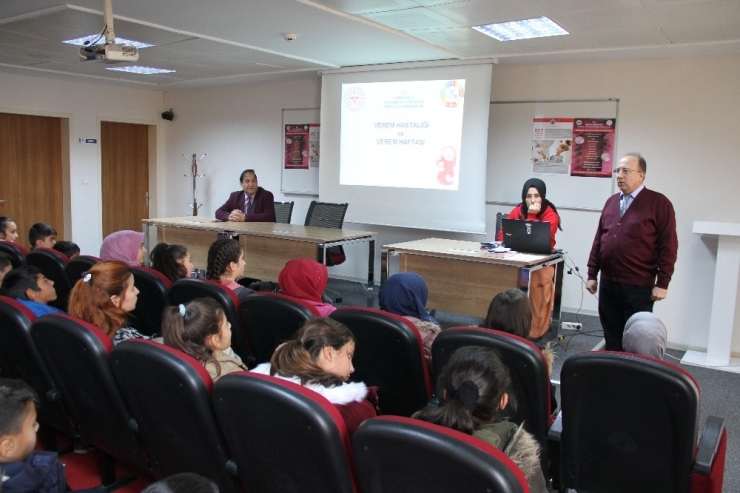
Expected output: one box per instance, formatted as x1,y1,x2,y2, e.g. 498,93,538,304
340,79,465,191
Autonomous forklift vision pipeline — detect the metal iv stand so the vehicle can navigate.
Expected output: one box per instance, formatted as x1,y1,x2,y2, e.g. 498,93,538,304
183,153,206,216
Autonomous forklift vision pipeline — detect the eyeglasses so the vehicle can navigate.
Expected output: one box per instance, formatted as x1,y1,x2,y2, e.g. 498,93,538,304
613,168,642,175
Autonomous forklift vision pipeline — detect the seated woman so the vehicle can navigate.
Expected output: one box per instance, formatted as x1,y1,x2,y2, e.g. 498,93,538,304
162,298,247,382
251,317,378,436
413,346,548,493
278,258,335,316
150,242,195,283
100,230,147,267
623,312,667,360
67,260,150,345
378,272,441,368
206,239,252,304
496,178,562,340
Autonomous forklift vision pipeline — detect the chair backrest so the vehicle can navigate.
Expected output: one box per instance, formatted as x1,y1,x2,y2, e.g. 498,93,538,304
560,351,701,492
304,201,348,229
129,266,172,336
274,201,294,224
353,416,528,493
111,340,237,493
26,247,72,311
169,278,250,362
0,296,76,440
496,212,509,238
66,255,100,284
239,291,319,364
30,313,150,472
433,326,552,476
213,372,358,493
0,241,29,268
330,307,431,417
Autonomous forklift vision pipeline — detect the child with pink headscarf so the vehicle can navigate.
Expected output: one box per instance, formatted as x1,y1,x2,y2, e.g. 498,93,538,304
100,230,146,267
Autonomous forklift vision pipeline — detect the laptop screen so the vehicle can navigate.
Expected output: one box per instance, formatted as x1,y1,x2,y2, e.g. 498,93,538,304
502,218,552,255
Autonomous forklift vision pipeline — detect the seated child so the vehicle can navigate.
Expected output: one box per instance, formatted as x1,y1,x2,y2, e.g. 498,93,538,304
623,312,667,360
378,272,441,367
28,223,56,249
278,258,335,316
206,239,252,303
150,243,194,283
162,298,247,382
251,317,379,436
412,346,548,493
67,260,149,345
0,253,12,287
0,266,62,316
52,241,80,260
99,230,146,267
0,377,105,493
0,217,19,243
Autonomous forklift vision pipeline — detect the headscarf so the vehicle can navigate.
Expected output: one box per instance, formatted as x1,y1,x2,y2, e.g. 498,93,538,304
378,272,437,323
278,258,328,303
623,312,667,360
100,230,144,267
519,178,562,231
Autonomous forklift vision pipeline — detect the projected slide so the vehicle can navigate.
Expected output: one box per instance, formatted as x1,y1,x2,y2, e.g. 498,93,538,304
340,79,465,190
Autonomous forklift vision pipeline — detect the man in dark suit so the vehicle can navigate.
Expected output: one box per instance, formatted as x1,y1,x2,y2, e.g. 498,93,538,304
215,169,276,222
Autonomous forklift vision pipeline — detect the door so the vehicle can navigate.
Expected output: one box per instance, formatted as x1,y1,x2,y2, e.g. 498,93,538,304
0,113,64,249
101,121,149,237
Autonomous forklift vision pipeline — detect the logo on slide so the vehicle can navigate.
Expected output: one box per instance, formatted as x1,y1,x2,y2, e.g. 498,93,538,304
344,86,365,111
440,81,464,108
437,146,457,185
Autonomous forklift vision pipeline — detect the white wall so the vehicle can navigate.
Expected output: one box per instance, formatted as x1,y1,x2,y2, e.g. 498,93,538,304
162,54,740,354
0,72,166,255
5,53,739,354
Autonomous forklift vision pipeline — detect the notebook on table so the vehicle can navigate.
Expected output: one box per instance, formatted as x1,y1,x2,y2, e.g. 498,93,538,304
502,218,552,255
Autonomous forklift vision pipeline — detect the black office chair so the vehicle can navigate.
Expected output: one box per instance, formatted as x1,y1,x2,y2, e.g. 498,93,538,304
0,241,28,268
304,200,349,266
496,212,509,238
274,201,295,224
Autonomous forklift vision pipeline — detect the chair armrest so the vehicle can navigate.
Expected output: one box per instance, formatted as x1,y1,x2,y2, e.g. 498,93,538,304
547,411,563,441
694,415,726,476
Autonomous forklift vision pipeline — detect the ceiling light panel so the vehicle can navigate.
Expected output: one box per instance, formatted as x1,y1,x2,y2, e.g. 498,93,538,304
473,16,569,41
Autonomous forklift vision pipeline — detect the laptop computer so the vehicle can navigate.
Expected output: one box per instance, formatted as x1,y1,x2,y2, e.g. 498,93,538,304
502,218,552,255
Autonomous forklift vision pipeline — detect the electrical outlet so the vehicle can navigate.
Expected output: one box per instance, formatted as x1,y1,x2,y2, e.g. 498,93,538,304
562,322,582,331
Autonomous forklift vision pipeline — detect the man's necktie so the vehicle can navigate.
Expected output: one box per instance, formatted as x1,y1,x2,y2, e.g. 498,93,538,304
245,197,253,215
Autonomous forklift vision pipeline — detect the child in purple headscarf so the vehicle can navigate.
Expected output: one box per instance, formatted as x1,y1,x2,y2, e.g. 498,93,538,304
100,230,146,267
378,272,441,369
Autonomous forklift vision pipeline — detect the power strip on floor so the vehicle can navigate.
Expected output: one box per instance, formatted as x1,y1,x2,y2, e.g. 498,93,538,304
562,322,582,331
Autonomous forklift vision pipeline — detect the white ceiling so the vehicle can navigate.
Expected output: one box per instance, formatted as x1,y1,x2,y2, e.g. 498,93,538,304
1,0,739,90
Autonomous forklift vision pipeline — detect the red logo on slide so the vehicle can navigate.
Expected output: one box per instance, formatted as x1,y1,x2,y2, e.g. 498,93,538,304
344,86,365,111
437,146,457,185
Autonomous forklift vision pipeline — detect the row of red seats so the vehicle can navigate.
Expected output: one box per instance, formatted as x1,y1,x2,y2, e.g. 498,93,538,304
0,297,531,491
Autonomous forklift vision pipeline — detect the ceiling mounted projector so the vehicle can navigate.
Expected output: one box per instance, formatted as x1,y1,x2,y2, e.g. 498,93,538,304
79,43,139,63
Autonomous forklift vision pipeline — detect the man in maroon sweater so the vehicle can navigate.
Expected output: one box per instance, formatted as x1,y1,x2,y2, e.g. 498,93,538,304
586,153,678,351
